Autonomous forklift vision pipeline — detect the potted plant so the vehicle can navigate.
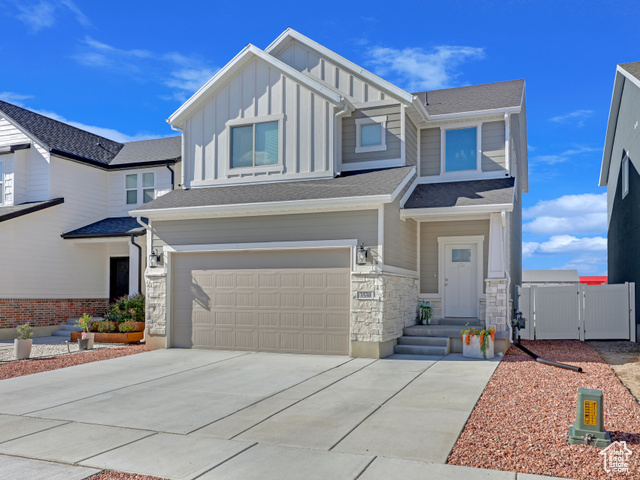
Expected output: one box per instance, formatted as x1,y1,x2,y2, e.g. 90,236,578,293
75,313,94,350
14,322,33,360
461,326,496,359
418,301,433,325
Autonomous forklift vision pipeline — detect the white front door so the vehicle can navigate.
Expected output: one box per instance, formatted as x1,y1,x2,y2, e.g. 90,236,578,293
444,243,478,317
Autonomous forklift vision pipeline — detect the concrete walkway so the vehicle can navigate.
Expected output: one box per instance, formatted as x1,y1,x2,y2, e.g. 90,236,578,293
0,349,574,480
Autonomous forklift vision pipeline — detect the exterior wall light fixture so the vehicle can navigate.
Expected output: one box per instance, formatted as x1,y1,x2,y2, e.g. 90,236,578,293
356,243,368,265
149,249,162,268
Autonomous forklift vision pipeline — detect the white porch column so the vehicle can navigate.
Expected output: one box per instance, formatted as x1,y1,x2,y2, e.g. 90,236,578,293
487,212,506,278
129,240,141,295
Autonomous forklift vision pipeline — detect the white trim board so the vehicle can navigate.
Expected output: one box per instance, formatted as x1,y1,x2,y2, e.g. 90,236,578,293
164,239,358,253
400,203,513,221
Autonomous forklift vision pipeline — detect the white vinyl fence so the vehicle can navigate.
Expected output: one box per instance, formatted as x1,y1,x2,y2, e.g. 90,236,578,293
516,283,636,341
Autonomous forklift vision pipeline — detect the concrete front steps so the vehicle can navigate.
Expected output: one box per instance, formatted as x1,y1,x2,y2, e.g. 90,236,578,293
51,317,103,340
394,318,484,356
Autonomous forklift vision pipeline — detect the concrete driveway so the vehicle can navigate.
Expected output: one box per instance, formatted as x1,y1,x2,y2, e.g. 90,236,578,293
0,349,519,480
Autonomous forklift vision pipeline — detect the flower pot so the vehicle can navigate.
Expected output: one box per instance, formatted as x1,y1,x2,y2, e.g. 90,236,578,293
84,332,95,349
78,338,90,350
14,338,33,360
462,334,494,359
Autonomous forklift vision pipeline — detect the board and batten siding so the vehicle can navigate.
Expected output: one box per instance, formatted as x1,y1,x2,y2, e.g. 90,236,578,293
1,157,112,298
152,210,378,251
384,180,417,271
419,220,490,294
342,104,401,165
274,40,387,104
108,166,174,218
481,120,506,171
420,128,440,176
183,56,334,185
405,114,418,167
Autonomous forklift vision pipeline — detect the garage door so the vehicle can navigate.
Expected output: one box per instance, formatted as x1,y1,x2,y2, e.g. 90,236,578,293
171,249,351,355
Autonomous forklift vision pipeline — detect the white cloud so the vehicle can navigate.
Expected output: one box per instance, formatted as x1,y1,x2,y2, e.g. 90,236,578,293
550,109,594,127
365,45,485,92
523,193,607,235
0,92,34,106
531,145,600,165
556,254,607,275
13,0,90,33
523,235,606,256
73,37,218,102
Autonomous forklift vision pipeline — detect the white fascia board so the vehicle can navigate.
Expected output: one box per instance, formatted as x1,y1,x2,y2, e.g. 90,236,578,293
129,195,391,220
168,44,346,127
400,176,419,208
390,166,416,201
428,106,521,122
265,28,414,106
0,109,48,151
600,70,627,187
165,239,357,253
400,203,513,221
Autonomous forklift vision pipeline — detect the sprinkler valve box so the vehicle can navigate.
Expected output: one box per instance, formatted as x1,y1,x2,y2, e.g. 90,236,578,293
568,388,611,448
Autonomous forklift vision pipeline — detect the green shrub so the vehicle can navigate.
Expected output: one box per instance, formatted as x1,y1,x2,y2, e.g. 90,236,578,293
104,293,145,323
97,321,117,333
118,320,136,333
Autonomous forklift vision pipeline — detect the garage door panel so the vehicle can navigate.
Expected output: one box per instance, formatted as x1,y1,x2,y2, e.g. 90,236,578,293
171,250,350,355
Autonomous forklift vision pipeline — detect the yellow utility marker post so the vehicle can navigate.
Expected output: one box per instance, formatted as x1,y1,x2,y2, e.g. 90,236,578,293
568,388,611,448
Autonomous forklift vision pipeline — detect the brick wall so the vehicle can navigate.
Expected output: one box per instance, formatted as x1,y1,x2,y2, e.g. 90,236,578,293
0,299,109,328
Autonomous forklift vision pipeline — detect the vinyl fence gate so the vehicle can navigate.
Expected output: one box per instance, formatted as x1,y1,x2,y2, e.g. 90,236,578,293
516,283,636,341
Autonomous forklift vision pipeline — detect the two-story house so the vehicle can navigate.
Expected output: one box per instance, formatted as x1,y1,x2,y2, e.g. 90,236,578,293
0,100,180,338
601,62,640,339
132,29,528,358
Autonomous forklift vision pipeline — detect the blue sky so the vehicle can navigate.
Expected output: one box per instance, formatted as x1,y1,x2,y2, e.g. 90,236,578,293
1,0,636,275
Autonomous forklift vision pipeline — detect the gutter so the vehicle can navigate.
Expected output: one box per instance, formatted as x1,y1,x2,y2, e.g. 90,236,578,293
334,100,354,175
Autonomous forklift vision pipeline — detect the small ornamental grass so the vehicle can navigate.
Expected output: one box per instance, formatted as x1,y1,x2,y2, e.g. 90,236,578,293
460,326,496,359
15,322,33,340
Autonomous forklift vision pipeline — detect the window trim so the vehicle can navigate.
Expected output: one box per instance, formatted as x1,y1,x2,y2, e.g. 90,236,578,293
125,171,155,206
440,122,482,176
226,114,284,173
622,151,630,199
355,115,387,153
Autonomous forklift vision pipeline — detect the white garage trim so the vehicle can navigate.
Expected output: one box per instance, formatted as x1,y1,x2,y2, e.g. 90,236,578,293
163,239,358,253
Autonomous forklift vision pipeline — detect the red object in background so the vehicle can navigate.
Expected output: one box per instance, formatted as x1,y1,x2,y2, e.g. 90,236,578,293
580,276,608,285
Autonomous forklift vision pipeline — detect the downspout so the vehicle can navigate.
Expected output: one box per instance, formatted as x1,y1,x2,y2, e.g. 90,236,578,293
334,101,351,175
135,216,152,345
501,209,512,342
170,123,187,189
166,162,175,190
504,112,511,176
130,234,142,294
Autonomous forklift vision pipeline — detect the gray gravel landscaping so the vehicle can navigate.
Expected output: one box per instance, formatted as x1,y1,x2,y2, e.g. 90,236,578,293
0,342,126,363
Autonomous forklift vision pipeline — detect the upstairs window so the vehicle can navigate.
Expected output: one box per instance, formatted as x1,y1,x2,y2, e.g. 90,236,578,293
444,126,480,172
231,121,279,169
126,172,155,205
355,116,387,153
622,152,630,199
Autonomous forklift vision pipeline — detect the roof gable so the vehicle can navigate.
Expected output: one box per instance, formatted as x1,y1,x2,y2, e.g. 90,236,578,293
0,100,123,164
168,44,348,127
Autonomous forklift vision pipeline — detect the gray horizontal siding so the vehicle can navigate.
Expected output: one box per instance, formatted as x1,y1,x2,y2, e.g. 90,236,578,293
384,179,417,271
405,115,418,167
419,220,490,294
342,104,401,164
420,128,440,176
153,210,378,249
481,121,506,172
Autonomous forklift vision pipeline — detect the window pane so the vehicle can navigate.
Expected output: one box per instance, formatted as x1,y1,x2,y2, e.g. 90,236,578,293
143,172,154,188
126,190,138,205
361,123,382,146
452,249,472,262
126,174,137,189
255,121,279,166
231,125,254,168
446,128,477,171
143,188,154,204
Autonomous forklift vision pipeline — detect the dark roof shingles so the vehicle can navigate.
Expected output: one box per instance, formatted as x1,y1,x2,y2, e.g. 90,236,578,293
0,198,64,222
135,167,415,211
62,217,146,238
620,62,640,82
403,178,514,209
110,136,181,166
413,79,524,116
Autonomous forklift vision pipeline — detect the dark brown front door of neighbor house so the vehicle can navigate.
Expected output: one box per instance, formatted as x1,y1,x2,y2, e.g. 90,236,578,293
110,257,130,302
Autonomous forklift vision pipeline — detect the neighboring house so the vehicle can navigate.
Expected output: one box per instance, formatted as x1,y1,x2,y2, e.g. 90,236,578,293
601,61,640,337
522,270,580,286
0,100,180,338
580,276,608,285
132,28,528,358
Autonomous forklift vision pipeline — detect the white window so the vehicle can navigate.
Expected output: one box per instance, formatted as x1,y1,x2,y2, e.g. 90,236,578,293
442,126,481,172
231,121,279,169
355,116,387,153
125,172,155,205
622,152,630,199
